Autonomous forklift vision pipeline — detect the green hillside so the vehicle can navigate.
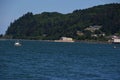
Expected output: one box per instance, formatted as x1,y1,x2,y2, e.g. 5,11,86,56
6,3,120,40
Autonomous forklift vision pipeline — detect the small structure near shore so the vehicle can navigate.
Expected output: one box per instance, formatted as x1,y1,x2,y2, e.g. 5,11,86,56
108,36,120,43
54,37,74,42
112,38,120,43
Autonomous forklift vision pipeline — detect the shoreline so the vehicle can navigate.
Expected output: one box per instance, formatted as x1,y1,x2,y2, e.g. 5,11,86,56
0,38,111,44
75,40,110,44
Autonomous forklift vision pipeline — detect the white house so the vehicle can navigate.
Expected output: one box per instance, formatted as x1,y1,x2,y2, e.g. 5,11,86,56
55,37,74,42
113,38,120,43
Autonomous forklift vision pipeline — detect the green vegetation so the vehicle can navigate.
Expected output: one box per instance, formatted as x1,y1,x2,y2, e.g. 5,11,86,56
6,3,120,40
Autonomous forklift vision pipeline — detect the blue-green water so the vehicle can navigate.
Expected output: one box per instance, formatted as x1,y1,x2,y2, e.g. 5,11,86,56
0,40,120,80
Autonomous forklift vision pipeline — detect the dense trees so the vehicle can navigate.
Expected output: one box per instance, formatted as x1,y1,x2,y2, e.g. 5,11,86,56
6,3,120,40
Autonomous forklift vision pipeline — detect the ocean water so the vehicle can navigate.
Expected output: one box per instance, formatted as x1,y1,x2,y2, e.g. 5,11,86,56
0,40,120,80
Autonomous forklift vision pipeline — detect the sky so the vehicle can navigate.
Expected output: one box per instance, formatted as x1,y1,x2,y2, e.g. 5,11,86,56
0,0,120,34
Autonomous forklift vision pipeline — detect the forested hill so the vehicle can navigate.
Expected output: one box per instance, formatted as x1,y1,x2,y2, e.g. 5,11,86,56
6,3,120,40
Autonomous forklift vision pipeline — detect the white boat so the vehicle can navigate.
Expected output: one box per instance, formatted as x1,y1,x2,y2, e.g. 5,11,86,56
14,41,21,46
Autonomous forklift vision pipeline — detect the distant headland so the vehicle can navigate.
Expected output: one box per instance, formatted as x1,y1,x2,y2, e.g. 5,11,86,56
1,3,120,42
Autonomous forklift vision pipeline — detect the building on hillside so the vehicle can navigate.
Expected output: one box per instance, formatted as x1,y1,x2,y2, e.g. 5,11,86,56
76,31,84,36
91,33,105,37
85,25,102,32
91,34,98,37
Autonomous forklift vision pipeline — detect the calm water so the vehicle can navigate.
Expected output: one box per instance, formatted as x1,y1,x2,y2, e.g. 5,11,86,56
0,40,120,80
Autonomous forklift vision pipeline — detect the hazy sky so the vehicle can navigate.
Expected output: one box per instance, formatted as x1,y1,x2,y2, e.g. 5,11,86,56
0,0,120,34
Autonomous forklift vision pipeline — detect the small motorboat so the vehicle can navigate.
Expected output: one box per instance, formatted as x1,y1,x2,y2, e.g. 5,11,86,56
14,41,21,46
